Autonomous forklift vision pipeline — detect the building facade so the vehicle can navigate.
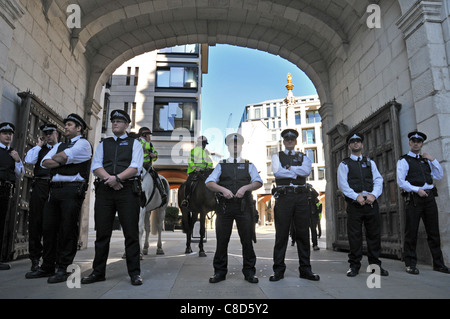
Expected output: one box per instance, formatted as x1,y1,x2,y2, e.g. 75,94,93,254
239,75,325,226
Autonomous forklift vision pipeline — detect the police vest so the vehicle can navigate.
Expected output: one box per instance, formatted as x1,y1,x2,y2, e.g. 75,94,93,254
401,154,433,186
0,147,16,182
33,146,52,178
140,139,157,164
342,157,373,193
218,160,251,194
102,137,134,175
51,138,92,181
275,151,306,186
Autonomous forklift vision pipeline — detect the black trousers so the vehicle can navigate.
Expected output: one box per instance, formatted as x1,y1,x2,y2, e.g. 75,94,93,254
404,193,445,268
93,183,141,277
41,183,84,272
273,192,311,274
213,200,256,277
28,179,50,260
346,200,382,270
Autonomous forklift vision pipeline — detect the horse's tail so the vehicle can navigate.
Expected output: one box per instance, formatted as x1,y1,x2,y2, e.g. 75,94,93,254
150,177,169,235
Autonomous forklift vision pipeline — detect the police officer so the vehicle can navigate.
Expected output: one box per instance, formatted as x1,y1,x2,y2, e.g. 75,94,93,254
25,113,92,283
205,133,262,283
337,132,388,277
270,129,319,282
181,135,213,207
0,122,24,270
138,127,167,203
82,110,144,286
397,131,449,275
24,124,59,271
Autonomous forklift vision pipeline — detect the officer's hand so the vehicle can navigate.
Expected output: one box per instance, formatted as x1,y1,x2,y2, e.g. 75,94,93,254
417,189,428,197
37,136,45,147
9,150,21,163
222,189,234,199
104,176,119,188
422,153,434,161
365,194,376,205
235,186,248,198
356,195,365,206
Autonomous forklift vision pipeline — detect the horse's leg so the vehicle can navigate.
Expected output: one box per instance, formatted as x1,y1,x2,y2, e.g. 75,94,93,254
137,208,145,259
182,208,193,254
143,210,151,255
198,211,207,257
156,208,164,255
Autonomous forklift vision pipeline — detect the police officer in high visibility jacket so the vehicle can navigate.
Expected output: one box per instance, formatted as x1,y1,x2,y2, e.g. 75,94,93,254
82,110,144,286
270,129,319,282
0,122,24,270
138,127,167,203
181,136,213,207
397,131,449,275
138,127,158,170
24,123,59,272
25,113,92,283
337,132,388,277
206,133,262,284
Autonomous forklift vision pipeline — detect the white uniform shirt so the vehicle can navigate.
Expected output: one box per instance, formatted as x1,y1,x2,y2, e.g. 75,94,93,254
205,157,263,185
41,135,92,182
25,144,53,164
91,134,143,176
337,154,383,200
271,150,311,186
396,151,443,193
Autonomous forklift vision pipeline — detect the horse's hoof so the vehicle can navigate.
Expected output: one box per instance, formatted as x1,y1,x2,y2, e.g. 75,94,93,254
142,248,148,255
140,253,144,260
199,251,207,257
185,248,193,254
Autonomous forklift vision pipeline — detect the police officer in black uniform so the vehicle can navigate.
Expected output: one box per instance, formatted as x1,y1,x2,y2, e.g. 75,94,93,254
337,132,388,277
81,110,144,286
0,122,24,270
397,131,449,275
205,133,262,284
25,113,92,283
24,124,59,271
270,129,319,282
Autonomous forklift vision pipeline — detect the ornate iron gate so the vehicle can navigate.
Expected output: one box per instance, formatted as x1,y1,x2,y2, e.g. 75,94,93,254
1,91,65,261
328,100,404,259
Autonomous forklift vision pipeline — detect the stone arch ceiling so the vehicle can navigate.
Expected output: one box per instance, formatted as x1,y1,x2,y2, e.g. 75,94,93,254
49,0,374,102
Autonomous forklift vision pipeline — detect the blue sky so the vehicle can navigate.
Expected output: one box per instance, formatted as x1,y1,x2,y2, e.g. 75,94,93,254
201,44,317,154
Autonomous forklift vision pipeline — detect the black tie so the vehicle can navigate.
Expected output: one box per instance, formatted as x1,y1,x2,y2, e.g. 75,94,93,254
288,151,293,156
66,140,75,148
357,157,361,162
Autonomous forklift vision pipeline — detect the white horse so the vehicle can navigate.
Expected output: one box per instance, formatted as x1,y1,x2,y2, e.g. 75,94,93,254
138,169,169,256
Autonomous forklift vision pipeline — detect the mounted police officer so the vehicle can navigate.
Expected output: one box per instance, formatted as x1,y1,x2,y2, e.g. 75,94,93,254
270,129,319,282
181,135,213,208
337,132,388,277
397,131,449,275
138,127,167,204
24,123,59,271
82,109,144,286
25,113,92,283
205,133,262,284
0,122,24,270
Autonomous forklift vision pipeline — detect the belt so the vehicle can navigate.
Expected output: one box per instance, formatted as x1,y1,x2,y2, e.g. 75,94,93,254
50,181,84,188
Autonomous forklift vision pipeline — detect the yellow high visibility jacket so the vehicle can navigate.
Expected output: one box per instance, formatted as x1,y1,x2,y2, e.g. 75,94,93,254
187,146,213,174
140,138,158,165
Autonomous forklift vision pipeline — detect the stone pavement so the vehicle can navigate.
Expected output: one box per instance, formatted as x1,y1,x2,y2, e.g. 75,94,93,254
0,225,449,300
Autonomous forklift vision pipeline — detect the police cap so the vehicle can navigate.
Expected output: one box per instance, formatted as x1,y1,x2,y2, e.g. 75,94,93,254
63,113,87,130
110,109,131,123
408,131,427,142
346,132,364,144
40,123,57,133
281,129,299,140
225,133,244,145
0,122,15,133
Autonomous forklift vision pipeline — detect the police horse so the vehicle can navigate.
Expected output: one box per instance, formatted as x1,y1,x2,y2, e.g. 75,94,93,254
177,170,216,257
138,168,169,256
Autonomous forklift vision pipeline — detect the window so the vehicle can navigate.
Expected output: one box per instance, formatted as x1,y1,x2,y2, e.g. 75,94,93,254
159,44,199,54
305,148,317,163
318,167,325,180
134,67,139,86
156,64,198,89
266,108,271,118
295,111,301,125
273,106,277,118
307,169,315,181
153,98,197,133
126,67,131,86
302,128,316,144
254,108,261,119
306,110,321,124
